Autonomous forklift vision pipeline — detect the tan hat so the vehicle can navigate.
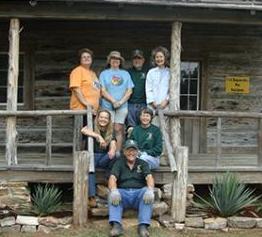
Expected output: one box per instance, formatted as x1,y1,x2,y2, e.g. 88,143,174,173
107,51,125,64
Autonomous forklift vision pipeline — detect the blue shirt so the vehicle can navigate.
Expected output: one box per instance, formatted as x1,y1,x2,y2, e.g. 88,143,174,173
100,68,134,110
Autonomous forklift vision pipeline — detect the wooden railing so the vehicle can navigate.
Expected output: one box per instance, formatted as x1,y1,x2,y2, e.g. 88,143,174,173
164,110,262,167
0,109,94,169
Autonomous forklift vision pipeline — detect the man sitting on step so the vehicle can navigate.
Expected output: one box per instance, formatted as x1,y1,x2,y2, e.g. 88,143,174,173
108,139,155,237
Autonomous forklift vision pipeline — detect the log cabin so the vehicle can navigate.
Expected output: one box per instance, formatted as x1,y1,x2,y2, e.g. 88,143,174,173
0,0,262,220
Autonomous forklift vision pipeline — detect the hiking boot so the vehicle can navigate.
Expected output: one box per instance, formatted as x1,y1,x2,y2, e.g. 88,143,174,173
88,196,97,208
138,224,150,237
109,222,123,237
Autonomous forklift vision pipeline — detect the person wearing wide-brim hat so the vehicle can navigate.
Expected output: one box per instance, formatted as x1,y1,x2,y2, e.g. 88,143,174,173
100,50,134,156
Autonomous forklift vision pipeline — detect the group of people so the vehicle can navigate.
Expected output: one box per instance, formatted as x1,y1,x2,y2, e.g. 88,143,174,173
69,46,170,237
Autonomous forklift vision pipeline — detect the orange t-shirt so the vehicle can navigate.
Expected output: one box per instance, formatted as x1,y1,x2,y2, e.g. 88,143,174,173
69,65,100,110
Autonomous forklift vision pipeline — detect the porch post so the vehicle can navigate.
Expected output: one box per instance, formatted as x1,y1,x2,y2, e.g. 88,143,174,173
5,18,20,165
169,21,182,147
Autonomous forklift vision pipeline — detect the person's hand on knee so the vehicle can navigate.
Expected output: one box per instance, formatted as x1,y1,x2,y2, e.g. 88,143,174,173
143,188,154,204
109,188,121,206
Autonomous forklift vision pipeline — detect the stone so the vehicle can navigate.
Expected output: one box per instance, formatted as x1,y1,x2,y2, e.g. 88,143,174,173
204,217,227,230
1,224,21,232
0,216,16,227
38,216,72,227
185,217,204,228
187,184,195,193
175,223,185,230
38,225,51,234
158,214,175,228
153,202,169,217
227,216,256,229
16,215,39,225
256,218,262,228
21,225,37,232
154,188,162,202
90,208,108,217
96,185,109,199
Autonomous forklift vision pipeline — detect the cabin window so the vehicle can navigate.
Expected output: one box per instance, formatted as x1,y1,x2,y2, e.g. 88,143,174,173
0,53,24,105
180,62,200,110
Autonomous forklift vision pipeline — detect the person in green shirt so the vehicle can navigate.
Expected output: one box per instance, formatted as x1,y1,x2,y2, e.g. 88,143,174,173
130,107,162,169
108,139,155,237
127,49,147,134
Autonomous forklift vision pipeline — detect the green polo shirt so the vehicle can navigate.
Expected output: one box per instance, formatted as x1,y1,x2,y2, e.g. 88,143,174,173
110,157,151,189
128,67,147,104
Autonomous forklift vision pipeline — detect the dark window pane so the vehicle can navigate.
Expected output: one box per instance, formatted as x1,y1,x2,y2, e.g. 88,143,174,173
189,63,199,78
18,74,24,86
180,96,188,110
190,79,198,94
180,78,188,94
18,88,23,103
0,88,7,103
189,96,197,110
0,54,8,69
0,72,7,86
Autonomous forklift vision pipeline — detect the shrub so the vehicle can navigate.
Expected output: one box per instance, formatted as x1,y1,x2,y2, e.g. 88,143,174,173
194,172,260,217
31,184,63,216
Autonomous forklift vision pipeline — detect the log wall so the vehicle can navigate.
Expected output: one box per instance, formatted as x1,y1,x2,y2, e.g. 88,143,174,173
0,19,261,153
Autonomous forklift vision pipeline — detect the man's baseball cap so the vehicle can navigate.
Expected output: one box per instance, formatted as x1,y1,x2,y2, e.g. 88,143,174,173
124,139,139,150
132,49,144,59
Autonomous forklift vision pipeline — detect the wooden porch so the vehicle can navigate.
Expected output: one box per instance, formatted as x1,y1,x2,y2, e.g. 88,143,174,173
1,109,262,184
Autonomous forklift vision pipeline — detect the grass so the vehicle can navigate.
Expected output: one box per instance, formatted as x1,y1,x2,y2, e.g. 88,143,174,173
2,226,262,237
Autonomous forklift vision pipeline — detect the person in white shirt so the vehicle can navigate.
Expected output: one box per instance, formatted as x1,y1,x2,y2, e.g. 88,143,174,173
146,46,170,125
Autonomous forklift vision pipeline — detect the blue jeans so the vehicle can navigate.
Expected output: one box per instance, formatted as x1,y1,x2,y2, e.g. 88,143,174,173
127,103,146,128
139,152,160,170
89,153,116,197
109,187,153,225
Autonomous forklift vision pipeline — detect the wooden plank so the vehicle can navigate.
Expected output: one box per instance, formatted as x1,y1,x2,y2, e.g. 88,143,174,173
0,2,261,25
192,118,200,154
5,18,20,166
171,146,188,222
169,21,182,148
216,117,222,166
257,118,262,166
183,119,192,152
73,115,82,153
87,106,95,173
73,151,89,226
46,115,52,165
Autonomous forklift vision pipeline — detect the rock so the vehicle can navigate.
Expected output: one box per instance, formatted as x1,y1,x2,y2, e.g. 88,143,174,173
153,202,169,217
204,217,227,230
185,217,204,228
227,216,256,229
38,216,72,227
256,218,262,228
0,216,16,227
162,183,172,198
175,223,185,230
187,193,194,200
16,215,39,225
38,225,51,234
187,184,195,193
90,208,108,217
1,224,21,232
96,185,109,199
154,188,162,202
21,225,37,232
158,214,175,228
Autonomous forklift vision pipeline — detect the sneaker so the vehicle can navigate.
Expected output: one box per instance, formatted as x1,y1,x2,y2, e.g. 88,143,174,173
88,196,97,208
138,224,150,237
109,222,123,237
127,127,134,138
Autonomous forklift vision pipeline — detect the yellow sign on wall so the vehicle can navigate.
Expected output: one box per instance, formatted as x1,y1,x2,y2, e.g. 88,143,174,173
225,76,249,94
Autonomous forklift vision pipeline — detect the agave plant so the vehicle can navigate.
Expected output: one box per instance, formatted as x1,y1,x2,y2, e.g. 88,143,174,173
194,172,260,217
31,184,63,216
